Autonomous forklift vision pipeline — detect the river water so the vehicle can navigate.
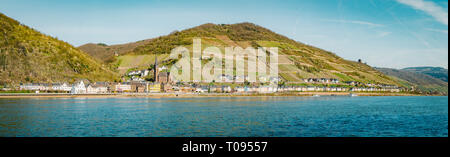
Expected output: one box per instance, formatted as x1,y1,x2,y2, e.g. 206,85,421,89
0,96,447,137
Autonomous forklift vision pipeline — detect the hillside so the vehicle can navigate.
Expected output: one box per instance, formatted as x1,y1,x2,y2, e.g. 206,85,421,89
78,39,153,63
403,67,448,82
0,13,118,85
84,23,399,85
376,67,448,94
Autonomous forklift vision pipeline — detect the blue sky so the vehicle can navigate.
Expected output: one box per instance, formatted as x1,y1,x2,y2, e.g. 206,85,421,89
0,0,448,69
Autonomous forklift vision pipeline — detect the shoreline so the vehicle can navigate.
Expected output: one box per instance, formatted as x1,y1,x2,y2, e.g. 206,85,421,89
0,92,430,99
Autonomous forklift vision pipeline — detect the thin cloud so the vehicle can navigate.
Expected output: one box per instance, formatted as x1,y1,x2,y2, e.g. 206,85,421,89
397,0,448,25
322,19,385,27
377,31,392,37
426,28,449,34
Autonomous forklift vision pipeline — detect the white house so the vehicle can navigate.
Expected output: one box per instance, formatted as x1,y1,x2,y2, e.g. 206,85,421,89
306,86,316,91
86,85,96,94
71,81,87,94
235,87,245,93
52,83,72,92
222,86,232,93
195,86,208,93
20,83,41,91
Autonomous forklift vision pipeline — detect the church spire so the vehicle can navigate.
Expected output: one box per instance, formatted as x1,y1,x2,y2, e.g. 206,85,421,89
154,56,159,83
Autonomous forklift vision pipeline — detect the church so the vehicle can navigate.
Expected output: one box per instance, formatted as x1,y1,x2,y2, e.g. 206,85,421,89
153,57,171,84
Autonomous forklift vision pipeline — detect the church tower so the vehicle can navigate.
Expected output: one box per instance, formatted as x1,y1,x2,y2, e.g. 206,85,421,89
154,57,159,83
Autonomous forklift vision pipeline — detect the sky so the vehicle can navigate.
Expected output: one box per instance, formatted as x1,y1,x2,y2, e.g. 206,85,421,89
0,0,448,69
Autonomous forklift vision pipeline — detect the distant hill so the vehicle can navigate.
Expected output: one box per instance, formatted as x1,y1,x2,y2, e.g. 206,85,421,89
376,67,448,94
78,39,153,63
403,67,448,82
0,13,118,85
81,23,400,86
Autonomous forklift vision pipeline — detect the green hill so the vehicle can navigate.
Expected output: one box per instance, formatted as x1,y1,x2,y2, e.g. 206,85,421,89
78,39,153,63
85,23,399,85
403,67,448,82
0,13,118,86
376,67,448,95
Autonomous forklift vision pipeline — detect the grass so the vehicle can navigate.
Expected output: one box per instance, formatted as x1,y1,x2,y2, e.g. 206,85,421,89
256,41,299,51
115,54,170,74
279,64,298,72
280,73,301,82
333,73,355,82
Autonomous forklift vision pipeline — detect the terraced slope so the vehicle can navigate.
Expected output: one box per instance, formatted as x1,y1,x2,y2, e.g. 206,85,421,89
85,23,398,85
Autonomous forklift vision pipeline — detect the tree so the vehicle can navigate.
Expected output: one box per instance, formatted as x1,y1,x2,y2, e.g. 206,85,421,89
278,81,286,87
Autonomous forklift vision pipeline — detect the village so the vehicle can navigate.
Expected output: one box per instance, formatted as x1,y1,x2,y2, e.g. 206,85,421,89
15,58,405,95
17,79,404,94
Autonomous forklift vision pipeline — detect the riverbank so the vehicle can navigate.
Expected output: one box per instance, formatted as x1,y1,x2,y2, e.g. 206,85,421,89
0,92,427,98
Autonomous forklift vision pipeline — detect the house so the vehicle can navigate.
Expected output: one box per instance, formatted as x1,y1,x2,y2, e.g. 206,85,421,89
331,79,340,84
114,82,133,93
351,88,364,92
269,77,281,84
219,75,234,83
127,70,151,81
141,70,150,77
130,76,144,82
51,83,62,91
86,83,109,94
235,87,245,93
148,83,161,93
304,78,313,83
195,86,209,93
250,86,259,93
162,84,173,93
95,82,110,92
222,86,232,93
259,86,277,93
389,88,401,93
71,81,87,94
131,82,146,93
52,83,72,92
306,86,316,91
295,86,304,92
269,86,278,93
320,78,330,84
128,70,150,77
235,76,245,82
86,85,96,94
330,87,337,92
40,83,51,91
211,86,219,93
158,72,171,84
20,83,42,91
179,86,195,93
345,81,362,86
245,86,253,93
